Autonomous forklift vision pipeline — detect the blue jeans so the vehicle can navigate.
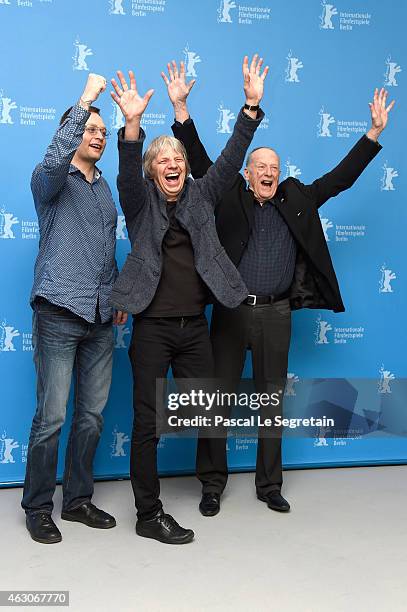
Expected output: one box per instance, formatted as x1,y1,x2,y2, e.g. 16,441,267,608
22,298,114,515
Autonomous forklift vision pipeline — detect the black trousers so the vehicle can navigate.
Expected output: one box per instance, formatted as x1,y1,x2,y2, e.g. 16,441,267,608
197,299,292,496
128,314,214,520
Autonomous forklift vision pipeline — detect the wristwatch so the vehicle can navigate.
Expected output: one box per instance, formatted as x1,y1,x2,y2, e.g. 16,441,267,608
244,103,260,111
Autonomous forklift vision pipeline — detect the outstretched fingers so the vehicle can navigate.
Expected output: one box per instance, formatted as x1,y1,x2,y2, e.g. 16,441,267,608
110,91,121,106
128,70,136,90
243,53,269,80
255,57,263,75
242,55,250,82
171,60,179,80
249,53,259,73
161,71,170,86
187,78,196,93
116,70,129,91
143,89,155,105
111,77,123,98
380,88,387,107
371,87,395,113
167,62,175,81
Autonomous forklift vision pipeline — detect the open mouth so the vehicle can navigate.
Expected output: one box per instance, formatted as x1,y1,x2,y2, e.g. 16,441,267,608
165,173,180,185
261,180,273,187
90,143,102,152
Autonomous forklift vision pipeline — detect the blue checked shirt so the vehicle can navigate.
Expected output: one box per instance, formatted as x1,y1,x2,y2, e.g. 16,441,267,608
30,104,118,323
238,196,297,296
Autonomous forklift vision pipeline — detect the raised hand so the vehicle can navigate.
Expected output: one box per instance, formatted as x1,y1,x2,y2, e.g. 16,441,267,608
161,60,195,107
111,70,154,123
367,88,395,139
243,54,269,106
81,73,107,103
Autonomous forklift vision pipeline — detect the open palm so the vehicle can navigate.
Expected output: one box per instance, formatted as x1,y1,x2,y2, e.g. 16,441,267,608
111,70,154,121
161,61,195,106
243,54,269,105
369,87,395,132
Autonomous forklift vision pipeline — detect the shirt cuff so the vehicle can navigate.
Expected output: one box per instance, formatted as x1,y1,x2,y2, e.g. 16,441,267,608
173,117,193,128
118,126,146,144
364,133,382,148
240,107,265,123
67,103,91,124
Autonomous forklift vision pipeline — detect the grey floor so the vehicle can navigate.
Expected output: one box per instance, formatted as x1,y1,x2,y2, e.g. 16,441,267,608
1,466,407,612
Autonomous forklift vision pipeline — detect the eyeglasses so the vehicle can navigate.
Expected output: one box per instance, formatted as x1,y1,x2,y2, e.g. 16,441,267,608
84,126,110,139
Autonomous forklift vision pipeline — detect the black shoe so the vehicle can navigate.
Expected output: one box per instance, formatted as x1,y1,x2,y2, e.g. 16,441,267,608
26,513,62,544
257,491,291,512
136,510,194,544
199,493,221,517
61,502,116,529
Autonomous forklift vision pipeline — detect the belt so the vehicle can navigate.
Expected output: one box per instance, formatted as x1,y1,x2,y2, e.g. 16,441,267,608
243,290,290,306
134,313,205,327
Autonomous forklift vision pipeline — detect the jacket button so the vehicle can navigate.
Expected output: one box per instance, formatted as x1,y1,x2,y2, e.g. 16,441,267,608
240,240,245,246
280,197,285,203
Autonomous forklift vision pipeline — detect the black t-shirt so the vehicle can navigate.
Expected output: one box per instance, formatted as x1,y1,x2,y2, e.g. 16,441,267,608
142,202,209,317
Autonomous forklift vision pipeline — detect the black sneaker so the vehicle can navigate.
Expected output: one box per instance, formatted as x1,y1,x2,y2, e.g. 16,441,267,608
26,513,62,544
136,510,194,544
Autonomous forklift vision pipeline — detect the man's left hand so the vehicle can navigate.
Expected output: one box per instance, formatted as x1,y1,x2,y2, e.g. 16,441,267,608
114,310,128,325
367,87,395,141
243,53,269,106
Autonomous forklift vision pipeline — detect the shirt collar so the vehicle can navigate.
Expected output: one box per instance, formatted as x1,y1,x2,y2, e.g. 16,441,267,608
248,188,276,207
69,164,102,182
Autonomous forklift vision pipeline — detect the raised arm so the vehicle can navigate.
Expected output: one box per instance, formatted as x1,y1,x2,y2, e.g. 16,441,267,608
164,54,268,203
196,54,268,205
302,88,395,208
31,74,106,205
163,60,213,178
111,70,154,226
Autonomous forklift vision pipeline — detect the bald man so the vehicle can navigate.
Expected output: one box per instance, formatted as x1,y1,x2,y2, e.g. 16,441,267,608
169,75,393,516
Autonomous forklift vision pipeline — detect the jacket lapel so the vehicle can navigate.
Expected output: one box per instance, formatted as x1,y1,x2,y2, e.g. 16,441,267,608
242,187,254,229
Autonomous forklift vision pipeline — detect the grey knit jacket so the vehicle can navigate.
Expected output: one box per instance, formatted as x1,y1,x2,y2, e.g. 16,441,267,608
110,108,264,314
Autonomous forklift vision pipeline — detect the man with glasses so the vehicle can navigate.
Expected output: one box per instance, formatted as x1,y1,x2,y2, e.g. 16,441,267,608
22,74,127,544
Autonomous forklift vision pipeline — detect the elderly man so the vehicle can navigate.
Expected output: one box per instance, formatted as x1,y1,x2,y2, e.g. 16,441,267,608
171,80,395,516
110,56,268,544
22,74,127,544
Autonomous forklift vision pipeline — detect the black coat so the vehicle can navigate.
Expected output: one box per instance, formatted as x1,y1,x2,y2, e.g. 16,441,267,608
172,120,382,312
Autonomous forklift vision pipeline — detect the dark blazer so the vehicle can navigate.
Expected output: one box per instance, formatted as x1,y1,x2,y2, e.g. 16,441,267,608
110,110,263,314
172,120,382,312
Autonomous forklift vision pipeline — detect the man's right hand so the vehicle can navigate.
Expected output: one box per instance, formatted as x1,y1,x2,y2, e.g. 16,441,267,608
81,73,107,105
161,60,194,123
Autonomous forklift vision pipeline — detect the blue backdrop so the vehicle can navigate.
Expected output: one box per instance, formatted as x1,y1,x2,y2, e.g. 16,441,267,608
0,0,406,485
